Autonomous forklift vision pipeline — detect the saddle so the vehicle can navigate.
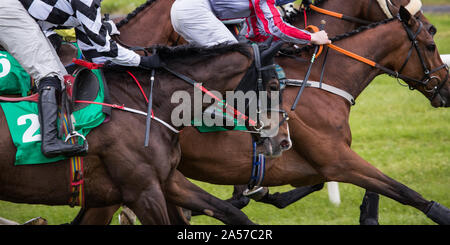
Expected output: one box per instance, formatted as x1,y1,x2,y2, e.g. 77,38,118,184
65,65,111,115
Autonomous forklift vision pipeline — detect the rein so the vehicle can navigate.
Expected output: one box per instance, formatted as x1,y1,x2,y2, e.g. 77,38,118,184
302,0,373,26
71,59,180,133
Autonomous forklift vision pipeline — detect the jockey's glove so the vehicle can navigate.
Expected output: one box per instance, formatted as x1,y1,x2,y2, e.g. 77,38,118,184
139,55,163,70
48,33,63,52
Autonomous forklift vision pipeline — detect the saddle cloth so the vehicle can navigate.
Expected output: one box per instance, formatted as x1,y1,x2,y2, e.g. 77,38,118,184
0,52,108,165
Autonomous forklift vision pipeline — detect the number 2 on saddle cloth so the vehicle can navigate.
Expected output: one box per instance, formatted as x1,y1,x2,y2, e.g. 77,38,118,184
0,49,108,207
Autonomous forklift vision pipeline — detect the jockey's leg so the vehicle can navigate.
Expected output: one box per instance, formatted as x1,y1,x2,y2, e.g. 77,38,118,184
0,0,67,82
37,77,86,157
170,0,238,47
0,0,85,157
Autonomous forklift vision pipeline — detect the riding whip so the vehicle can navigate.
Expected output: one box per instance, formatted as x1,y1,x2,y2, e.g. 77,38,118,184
291,20,326,111
144,48,156,147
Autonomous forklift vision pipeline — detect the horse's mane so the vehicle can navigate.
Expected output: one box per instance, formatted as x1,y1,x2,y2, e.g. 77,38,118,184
280,17,397,55
153,43,252,63
116,0,158,28
331,17,397,42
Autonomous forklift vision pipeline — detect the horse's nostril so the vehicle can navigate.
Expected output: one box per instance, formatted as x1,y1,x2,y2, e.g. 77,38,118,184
280,139,291,150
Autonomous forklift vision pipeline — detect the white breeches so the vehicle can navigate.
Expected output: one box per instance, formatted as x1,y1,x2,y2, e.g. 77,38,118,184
171,0,238,47
0,0,66,85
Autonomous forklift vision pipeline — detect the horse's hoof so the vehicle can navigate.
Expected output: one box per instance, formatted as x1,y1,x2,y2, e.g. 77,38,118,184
243,186,269,201
23,217,48,225
360,218,379,225
119,206,136,225
426,201,450,225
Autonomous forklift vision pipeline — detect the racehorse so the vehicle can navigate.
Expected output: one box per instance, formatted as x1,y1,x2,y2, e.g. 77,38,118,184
0,42,289,225
69,0,450,225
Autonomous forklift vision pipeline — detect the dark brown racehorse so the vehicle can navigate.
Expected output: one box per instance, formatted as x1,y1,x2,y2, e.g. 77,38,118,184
70,0,449,225
0,42,289,225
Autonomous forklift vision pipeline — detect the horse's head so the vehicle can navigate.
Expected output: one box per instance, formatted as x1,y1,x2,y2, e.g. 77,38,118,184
237,40,291,157
388,6,449,107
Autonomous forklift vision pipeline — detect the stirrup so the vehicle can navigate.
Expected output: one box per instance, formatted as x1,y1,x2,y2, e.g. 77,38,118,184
64,131,89,152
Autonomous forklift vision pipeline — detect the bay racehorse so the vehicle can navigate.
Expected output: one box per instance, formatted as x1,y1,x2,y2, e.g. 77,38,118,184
179,7,450,225
71,0,449,225
0,42,290,224
216,0,438,221
68,0,449,224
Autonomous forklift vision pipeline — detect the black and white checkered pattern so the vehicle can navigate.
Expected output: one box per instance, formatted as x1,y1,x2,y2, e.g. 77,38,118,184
19,0,139,65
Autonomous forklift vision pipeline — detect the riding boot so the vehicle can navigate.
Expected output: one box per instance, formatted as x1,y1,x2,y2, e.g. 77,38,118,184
38,79,86,158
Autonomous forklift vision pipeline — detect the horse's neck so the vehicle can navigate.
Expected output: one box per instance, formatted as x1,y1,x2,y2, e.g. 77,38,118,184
118,0,175,46
315,21,404,100
291,0,386,36
105,53,252,129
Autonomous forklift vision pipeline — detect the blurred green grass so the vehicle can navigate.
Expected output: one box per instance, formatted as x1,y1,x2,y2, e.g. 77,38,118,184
0,4,448,225
100,0,450,15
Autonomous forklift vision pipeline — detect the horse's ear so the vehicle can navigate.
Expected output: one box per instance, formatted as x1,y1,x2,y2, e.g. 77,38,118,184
399,5,412,25
261,40,284,64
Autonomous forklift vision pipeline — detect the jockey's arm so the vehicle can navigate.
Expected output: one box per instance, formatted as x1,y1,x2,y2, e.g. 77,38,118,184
253,0,330,45
73,5,141,67
253,0,311,44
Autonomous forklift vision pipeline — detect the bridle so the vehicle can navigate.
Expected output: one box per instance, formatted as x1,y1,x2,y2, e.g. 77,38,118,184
286,15,448,107
250,43,289,135
392,17,449,103
160,43,288,137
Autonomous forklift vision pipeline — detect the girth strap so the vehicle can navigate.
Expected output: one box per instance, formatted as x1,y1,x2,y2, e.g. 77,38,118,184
283,79,355,105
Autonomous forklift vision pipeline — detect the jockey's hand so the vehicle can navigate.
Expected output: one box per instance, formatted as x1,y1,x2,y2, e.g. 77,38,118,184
310,31,332,45
48,33,63,52
139,54,163,69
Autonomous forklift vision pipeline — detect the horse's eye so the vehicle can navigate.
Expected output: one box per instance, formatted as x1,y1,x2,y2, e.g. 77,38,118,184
429,25,437,36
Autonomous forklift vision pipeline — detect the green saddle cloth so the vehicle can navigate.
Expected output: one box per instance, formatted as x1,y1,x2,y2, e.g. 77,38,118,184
0,52,106,165
0,51,32,97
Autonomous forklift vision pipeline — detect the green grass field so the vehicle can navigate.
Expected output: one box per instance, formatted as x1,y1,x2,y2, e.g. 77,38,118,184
0,4,448,225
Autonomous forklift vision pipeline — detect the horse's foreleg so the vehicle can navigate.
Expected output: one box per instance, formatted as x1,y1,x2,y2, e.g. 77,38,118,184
191,185,250,217
226,184,324,209
323,147,450,224
225,185,251,209
69,205,121,225
359,190,380,225
166,170,256,225
125,183,171,225
257,184,324,209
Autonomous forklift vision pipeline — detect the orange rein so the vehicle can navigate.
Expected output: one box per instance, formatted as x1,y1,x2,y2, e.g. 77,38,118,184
309,4,343,19
306,24,377,68
305,25,324,57
327,44,376,67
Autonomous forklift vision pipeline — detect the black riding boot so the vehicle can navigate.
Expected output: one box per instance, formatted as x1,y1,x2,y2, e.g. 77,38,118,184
38,78,86,158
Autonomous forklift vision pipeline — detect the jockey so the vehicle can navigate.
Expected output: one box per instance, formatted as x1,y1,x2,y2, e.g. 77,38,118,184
0,0,161,158
171,0,331,47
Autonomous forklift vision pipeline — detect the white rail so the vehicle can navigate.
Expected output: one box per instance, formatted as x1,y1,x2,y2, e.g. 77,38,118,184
441,55,450,66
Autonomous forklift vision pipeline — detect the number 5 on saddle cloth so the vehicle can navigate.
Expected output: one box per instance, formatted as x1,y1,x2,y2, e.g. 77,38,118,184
0,50,110,165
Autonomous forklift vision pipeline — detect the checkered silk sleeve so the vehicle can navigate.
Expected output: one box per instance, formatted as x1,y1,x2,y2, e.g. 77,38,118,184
19,0,140,66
